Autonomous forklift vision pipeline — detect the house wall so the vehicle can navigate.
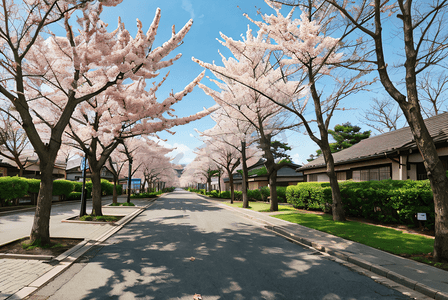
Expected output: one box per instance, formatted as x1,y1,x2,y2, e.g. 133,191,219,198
0,167,6,176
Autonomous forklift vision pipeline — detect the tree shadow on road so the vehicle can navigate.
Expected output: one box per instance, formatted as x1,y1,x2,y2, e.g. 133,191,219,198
55,192,410,300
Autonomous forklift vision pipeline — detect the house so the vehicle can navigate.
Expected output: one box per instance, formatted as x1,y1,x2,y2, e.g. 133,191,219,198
298,112,448,182
66,157,114,182
224,159,305,191
0,153,66,179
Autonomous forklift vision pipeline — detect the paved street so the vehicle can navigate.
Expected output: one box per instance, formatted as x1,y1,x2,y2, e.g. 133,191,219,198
32,189,413,299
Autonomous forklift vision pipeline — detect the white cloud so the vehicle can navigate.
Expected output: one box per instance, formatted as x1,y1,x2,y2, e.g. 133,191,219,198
181,0,195,19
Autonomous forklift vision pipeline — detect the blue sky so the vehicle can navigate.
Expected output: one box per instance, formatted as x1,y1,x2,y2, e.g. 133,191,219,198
99,0,383,166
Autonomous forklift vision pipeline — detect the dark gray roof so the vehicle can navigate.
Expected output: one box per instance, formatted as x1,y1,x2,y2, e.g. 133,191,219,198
299,112,448,171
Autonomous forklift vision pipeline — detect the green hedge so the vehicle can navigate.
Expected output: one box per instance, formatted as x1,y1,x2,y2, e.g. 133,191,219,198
0,177,119,203
0,177,29,200
53,180,74,197
286,180,435,228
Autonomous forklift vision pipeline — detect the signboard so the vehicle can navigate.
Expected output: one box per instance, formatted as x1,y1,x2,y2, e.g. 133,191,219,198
417,213,427,221
80,157,89,171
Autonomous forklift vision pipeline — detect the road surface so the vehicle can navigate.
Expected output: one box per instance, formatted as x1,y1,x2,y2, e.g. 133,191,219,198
31,189,412,299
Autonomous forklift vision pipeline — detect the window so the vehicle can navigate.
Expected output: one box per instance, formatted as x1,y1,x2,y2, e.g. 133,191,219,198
352,170,361,181
308,174,318,182
353,165,390,182
379,166,390,180
336,171,346,181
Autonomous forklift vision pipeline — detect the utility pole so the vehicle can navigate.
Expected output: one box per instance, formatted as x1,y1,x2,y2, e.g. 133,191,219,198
79,155,88,217
127,157,133,203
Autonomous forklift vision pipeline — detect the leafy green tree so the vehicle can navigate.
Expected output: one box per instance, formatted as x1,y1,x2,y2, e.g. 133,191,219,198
316,123,370,156
270,141,292,161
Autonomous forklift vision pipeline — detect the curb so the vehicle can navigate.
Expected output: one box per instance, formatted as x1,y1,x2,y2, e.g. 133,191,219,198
7,198,158,300
196,194,448,300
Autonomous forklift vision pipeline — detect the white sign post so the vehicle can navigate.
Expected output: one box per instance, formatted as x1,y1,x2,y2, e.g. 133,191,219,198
417,213,427,221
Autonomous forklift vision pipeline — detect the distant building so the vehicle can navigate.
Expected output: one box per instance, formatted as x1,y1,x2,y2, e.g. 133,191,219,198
66,157,114,181
0,152,65,179
224,159,305,191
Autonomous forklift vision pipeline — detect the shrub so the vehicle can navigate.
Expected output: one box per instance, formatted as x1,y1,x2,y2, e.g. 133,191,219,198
53,180,75,198
260,186,270,201
101,179,114,196
0,177,29,200
130,191,160,198
27,179,41,194
219,191,231,199
287,179,435,228
286,182,330,211
247,189,262,201
277,186,287,203
68,192,82,200
209,190,220,198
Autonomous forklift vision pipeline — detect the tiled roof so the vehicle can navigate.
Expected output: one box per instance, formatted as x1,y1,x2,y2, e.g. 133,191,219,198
299,112,448,171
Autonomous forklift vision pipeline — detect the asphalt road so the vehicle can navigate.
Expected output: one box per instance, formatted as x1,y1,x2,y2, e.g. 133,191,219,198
32,189,412,300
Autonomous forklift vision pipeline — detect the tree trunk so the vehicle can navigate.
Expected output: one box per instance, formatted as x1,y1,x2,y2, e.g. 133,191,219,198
229,170,235,204
218,173,221,193
269,169,278,212
30,162,54,245
259,134,278,211
241,141,249,208
321,146,345,221
90,169,103,216
403,108,448,261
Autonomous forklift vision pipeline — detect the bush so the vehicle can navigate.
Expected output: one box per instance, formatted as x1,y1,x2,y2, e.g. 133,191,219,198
130,191,161,198
27,179,41,194
286,179,436,229
277,187,287,203
286,182,330,211
247,189,262,201
68,192,82,200
260,186,270,201
219,191,231,199
209,190,220,198
0,177,29,200
101,179,114,196
53,180,74,198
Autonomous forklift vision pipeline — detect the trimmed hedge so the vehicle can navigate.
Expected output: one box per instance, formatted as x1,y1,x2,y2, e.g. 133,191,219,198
0,177,29,200
53,180,75,197
286,179,435,229
0,177,120,204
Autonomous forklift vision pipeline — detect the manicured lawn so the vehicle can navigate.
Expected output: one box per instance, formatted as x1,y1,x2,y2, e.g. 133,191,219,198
224,201,296,212
274,212,434,256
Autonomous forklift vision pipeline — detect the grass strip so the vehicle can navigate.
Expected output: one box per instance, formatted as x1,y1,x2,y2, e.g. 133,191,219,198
109,202,135,206
274,212,434,256
224,201,296,212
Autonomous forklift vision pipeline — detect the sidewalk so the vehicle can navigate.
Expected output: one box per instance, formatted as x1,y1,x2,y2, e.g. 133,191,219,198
203,196,448,300
0,195,158,300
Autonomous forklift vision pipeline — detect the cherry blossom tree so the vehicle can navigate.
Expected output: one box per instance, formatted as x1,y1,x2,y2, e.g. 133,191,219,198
0,0,132,244
62,8,216,215
194,1,371,219
273,0,448,261
0,0,215,244
199,109,261,204
194,28,301,211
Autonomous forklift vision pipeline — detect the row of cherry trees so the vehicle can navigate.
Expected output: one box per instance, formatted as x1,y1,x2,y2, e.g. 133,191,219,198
0,0,216,245
183,0,448,262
